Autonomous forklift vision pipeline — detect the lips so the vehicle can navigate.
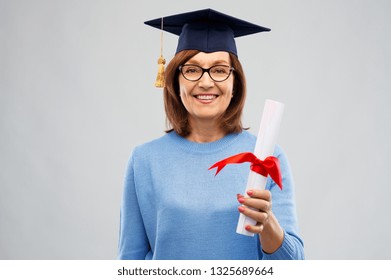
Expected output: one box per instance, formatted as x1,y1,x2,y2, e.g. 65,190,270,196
194,94,218,100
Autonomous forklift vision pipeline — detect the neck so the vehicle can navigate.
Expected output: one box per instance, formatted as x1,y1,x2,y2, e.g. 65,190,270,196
186,118,226,143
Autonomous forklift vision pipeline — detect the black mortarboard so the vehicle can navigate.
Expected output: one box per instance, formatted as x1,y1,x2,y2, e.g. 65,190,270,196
144,8,271,57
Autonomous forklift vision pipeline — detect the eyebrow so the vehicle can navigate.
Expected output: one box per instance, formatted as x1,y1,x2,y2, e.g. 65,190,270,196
186,59,230,65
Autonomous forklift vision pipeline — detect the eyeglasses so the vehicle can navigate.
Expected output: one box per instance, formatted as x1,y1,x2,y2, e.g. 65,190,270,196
179,64,235,82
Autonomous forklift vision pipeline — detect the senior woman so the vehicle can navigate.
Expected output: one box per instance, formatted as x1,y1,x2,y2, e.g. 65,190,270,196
118,9,304,260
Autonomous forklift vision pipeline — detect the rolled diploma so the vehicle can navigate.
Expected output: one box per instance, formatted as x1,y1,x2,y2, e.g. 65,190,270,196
236,99,284,236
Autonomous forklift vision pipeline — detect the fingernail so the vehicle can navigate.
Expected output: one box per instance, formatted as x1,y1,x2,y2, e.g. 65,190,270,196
238,206,245,213
238,197,245,203
247,190,253,196
245,225,251,231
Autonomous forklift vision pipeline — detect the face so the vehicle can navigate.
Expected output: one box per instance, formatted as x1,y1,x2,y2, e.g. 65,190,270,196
179,51,234,124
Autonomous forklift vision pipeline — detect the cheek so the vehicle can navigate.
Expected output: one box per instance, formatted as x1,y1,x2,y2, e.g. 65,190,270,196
224,76,234,92
221,80,234,97
221,82,234,106
179,77,189,97
179,81,192,107
179,85,187,98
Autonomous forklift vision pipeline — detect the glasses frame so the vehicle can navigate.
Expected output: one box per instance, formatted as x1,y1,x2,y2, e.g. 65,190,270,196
178,64,235,82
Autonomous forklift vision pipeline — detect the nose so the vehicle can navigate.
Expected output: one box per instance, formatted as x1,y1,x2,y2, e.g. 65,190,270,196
198,71,214,88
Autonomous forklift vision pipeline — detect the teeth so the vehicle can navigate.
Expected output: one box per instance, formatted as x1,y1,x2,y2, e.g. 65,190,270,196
196,95,217,100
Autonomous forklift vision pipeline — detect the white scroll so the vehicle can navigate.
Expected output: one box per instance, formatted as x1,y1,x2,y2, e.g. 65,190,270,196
236,99,285,236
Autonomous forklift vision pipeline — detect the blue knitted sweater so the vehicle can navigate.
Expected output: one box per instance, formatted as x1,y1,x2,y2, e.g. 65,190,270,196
118,130,304,259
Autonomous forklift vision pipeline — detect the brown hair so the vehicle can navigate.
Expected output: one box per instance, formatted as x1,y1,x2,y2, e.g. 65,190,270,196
164,50,247,137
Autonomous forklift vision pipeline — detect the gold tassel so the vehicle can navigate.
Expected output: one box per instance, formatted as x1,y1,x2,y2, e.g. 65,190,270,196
154,18,165,88
154,55,166,88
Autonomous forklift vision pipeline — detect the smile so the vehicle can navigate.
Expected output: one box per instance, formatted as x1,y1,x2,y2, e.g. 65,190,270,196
194,94,218,100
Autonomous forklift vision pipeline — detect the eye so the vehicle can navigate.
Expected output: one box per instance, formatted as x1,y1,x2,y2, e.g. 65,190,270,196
211,66,230,74
183,65,201,74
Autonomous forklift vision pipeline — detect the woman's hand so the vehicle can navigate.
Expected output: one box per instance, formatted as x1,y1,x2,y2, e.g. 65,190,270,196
237,190,284,254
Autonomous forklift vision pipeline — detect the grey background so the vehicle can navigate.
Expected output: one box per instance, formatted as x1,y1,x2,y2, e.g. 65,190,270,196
1,0,390,259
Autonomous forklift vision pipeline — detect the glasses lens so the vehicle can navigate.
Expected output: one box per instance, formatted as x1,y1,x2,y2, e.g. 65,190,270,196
210,65,231,81
181,65,202,81
180,65,233,81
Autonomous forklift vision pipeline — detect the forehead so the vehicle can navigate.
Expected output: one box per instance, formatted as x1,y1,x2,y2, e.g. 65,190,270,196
187,51,231,65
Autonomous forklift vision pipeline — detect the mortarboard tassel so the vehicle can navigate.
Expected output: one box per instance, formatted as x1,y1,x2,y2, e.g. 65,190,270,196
154,18,165,88
155,55,165,88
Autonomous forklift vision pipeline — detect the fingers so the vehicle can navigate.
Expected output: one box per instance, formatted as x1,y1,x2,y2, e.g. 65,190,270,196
238,190,272,212
245,224,264,234
238,205,269,223
237,190,272,234
247,189,272,202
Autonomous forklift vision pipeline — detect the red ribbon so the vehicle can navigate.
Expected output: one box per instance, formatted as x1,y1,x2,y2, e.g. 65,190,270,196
208,152,283,190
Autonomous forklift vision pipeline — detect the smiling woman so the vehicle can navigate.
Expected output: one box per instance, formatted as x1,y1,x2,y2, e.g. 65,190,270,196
178,52,235,142
164,50,246,139
118,8,304,260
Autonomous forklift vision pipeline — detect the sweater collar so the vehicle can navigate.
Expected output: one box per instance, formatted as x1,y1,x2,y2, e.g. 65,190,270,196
168,131,244,154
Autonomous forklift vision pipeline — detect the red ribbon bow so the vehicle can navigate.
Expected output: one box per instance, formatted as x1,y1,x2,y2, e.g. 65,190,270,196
208,152,283,190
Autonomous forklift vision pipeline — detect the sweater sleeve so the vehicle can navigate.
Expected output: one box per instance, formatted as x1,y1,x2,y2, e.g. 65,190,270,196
262,145,305,260
118,150,150,259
